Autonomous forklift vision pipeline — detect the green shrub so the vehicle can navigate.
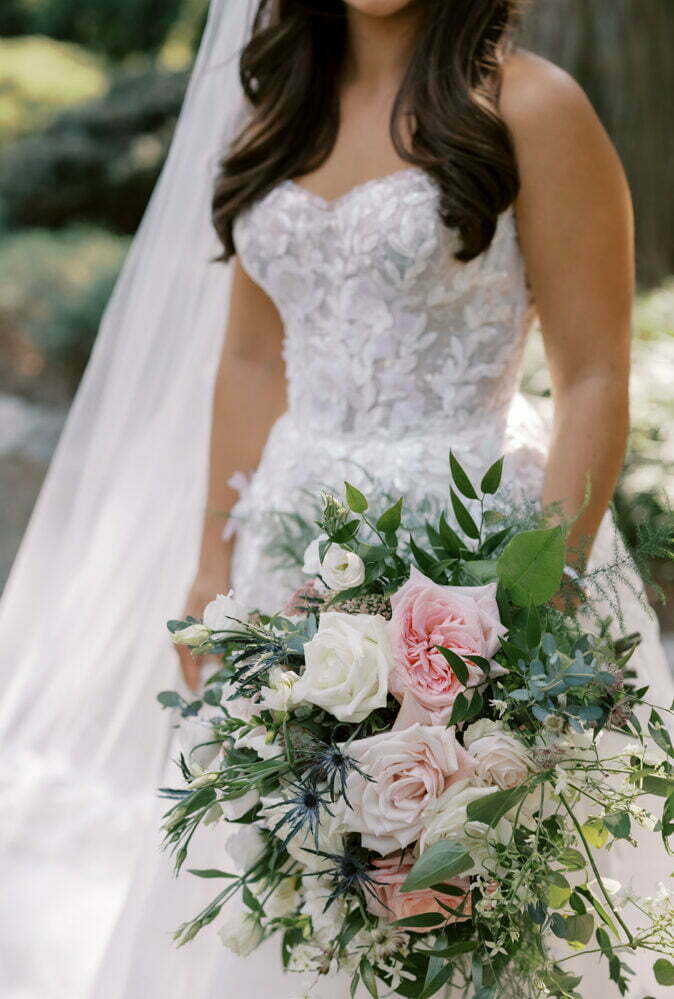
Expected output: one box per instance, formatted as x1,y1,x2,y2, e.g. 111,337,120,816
0,224,129,375
0,68,188,232
0,35,107,141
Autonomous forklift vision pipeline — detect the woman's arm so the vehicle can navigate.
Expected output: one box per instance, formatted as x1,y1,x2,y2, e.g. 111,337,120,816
177,259,286,689
502,52,633,570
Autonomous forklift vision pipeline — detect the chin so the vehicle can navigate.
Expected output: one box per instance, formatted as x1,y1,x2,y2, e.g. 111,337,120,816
343,0,419,16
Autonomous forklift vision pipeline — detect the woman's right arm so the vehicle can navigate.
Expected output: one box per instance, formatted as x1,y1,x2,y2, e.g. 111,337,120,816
176,258,286,690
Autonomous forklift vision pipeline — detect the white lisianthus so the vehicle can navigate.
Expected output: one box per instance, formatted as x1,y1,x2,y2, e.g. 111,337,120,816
203,590,249,634
464,720,532,790
172,623,210,647
179,718,220,776
302,534,328,575
264,876,300,918
218,906,263,956
294,612,392,723
220,681,258,722
320,545,366,591
258,666,301,714
221,787,259,821
235,724,282,761
301,878,348,942
420,779,511,872
225,824,266,872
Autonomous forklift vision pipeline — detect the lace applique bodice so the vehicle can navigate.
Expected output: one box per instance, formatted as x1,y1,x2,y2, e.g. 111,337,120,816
230,167,543,610
233,167,534,439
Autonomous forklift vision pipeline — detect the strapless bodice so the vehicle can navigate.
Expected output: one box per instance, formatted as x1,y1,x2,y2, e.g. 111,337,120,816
233,168,534,440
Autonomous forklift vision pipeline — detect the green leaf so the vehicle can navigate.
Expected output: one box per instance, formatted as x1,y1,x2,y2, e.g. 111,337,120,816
558,848,586,871
435,646,470,686
449,450,478,499
402,840,473,892
465,786,527,827
662,791,674,849
359,957,379,998
463,559,498,583
450,489,480,540
393,912,446,928
344,481,368,513
496,526,566,607
603,811,631,840
448,691,471,725
410,537,438,575
564,913,594,945
377,497,403,533
649,710,674,759
581,818,609,848
546,872,572,909
438,512,463,557
526,603,542,648
418,962,457,999
480,457,504,495
157,690,182,708
187,868,234,879
654,959,674,986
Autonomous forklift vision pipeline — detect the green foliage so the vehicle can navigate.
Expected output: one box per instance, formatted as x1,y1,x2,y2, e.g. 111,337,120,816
0,69,188,233
401,841,474,893
0,35,107,141
0,0,187,61
0,224,129,373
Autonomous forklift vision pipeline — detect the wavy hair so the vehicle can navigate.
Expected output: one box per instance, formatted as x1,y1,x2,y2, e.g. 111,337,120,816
213,0,523,262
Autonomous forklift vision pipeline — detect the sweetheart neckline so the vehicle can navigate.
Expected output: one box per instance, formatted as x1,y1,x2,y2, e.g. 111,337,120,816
281,166,431,210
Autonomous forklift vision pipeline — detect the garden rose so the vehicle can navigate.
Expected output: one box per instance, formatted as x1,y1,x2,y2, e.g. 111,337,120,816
294,612,392,723
464,720,532,790
420,779,512,872
341,723,476,854
366,853,471,927
203,590,249,633
388,566,507,723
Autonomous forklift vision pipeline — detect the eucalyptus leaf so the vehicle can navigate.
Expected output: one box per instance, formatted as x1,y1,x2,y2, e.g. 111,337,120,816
157,690,182,708
402,840,473,892
654,958,674,986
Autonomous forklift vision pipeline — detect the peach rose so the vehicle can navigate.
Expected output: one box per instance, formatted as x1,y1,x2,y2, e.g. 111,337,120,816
366,853,472,929
388,566,507,723
341,722,476,854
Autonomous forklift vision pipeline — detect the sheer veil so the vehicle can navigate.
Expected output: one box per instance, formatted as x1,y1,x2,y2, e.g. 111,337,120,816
0,2,256,995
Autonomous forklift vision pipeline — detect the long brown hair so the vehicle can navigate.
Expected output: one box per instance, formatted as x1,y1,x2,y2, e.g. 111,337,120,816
213,0,523,262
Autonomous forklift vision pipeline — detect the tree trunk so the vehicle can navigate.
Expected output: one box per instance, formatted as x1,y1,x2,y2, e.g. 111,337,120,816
520,0,674,287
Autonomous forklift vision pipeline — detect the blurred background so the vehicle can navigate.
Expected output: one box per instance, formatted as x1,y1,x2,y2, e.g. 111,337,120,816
0,0,672,648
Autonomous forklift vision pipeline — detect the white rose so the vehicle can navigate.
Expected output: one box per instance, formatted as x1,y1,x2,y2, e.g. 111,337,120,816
179,718,220,776
464,721,532,790
320,545,366,591
421,779,511,872
258,666,301,713
342,723,472,854
221,787,259,821
172,623,210,647
235,724,281,761
294,612,391,723
225,824,266,872
203,590,249,634
218,906,263,956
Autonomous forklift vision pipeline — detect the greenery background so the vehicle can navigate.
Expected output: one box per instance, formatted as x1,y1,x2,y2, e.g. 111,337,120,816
0,0,671,635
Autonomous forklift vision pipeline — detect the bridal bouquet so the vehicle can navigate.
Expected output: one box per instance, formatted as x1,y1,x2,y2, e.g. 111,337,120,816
160,453,674,998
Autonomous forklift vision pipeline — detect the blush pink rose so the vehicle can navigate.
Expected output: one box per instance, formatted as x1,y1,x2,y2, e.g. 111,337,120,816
366,853,472,929
342,723,476,855
388,566,507,723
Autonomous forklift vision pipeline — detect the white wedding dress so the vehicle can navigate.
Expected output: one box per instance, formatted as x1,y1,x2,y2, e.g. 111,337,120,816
86,168,671,999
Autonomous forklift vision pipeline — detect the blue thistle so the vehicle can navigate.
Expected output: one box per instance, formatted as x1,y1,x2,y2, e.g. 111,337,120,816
302,742,372,808
264,779,334,847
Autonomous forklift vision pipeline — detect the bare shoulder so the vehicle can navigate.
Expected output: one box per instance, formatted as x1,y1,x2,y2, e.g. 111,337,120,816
500,48,597,138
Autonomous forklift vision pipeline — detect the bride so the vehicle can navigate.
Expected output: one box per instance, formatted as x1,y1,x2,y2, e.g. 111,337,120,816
0,1,671,997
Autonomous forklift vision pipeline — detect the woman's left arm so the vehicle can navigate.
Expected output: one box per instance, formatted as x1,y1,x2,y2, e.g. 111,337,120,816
501,52,634,570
